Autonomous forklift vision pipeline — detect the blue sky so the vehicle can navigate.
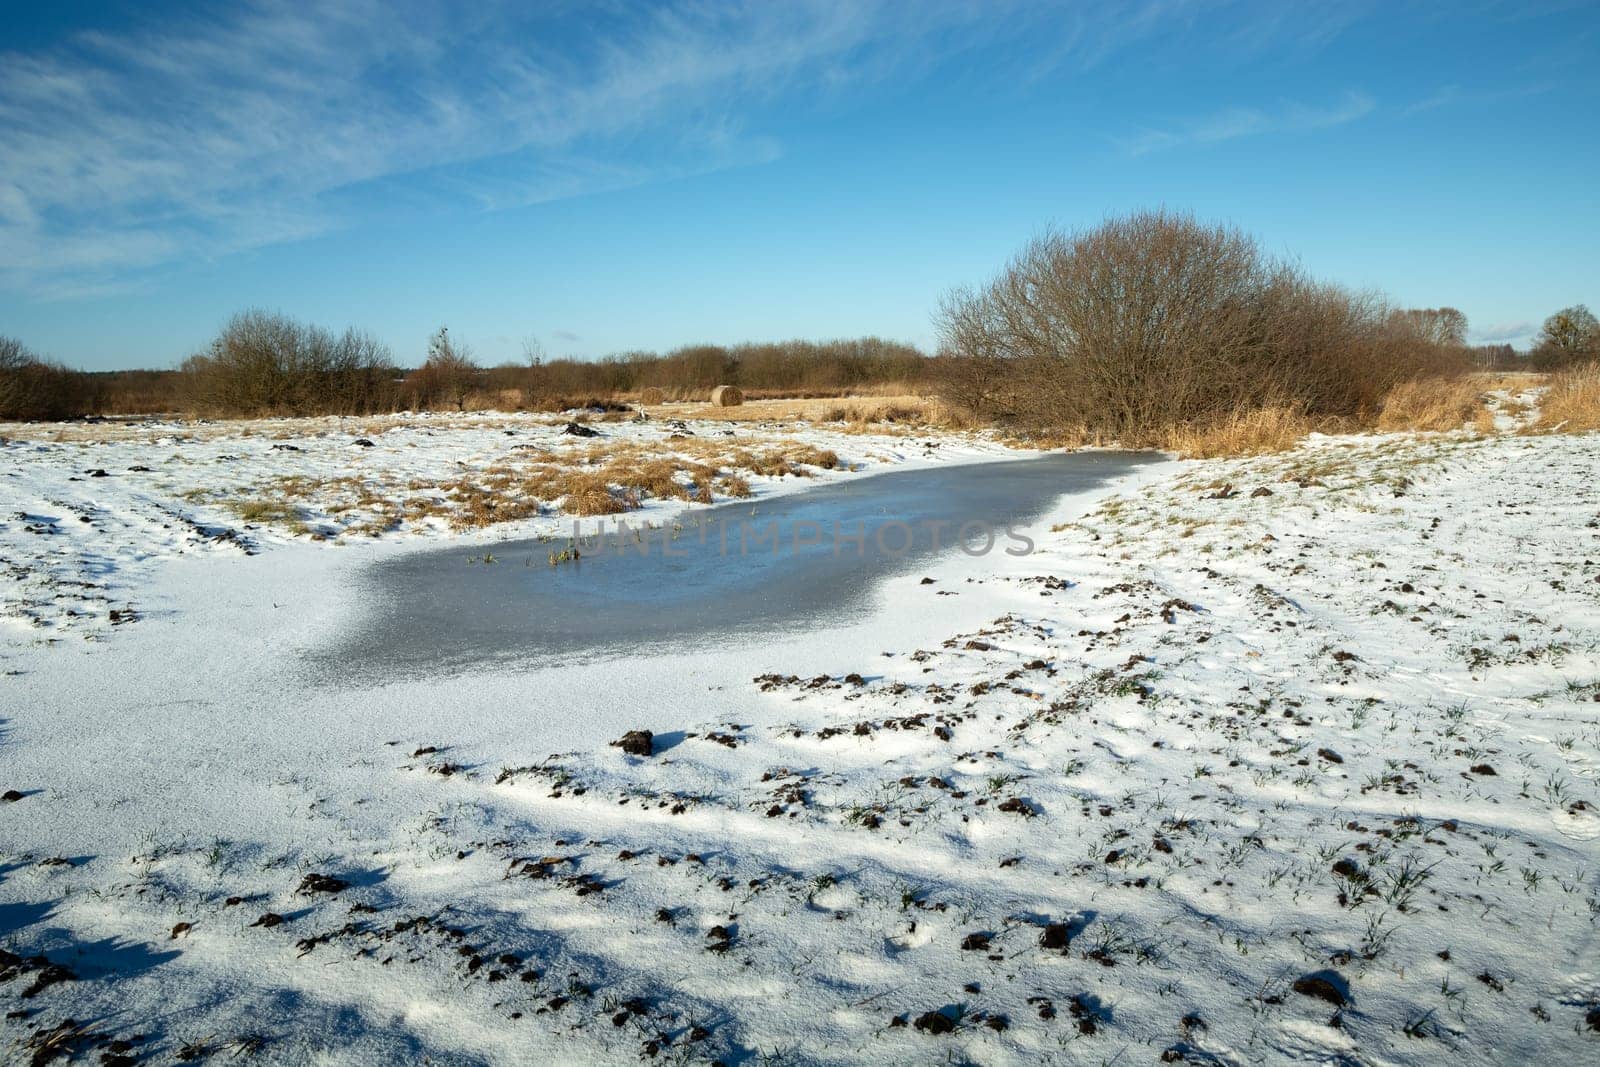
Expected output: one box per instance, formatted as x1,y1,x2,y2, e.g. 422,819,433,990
0,0,1595,370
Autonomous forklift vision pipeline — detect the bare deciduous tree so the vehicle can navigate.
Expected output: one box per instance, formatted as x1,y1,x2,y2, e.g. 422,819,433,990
934,210,1472,442
182,310,399,416
1388,307,1468,348
1531,305,1599,369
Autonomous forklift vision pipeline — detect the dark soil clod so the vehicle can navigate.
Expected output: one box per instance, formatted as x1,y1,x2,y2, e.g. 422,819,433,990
1039,922,1071,952
613,730,654,757
1292,973,1348,1007
298,873,351,895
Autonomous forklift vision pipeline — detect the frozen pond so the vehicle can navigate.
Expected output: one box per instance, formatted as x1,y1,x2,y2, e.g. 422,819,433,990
326,450,1159,677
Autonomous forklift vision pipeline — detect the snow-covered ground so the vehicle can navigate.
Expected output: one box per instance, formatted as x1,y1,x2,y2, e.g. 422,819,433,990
2,409,1599,1064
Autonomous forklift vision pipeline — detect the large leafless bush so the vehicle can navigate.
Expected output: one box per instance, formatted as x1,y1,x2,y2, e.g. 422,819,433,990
181,310,400,416
935,210,1471,442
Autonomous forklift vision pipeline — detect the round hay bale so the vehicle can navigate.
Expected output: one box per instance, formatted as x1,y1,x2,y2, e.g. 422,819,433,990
710,385,744,407
638,386,665,406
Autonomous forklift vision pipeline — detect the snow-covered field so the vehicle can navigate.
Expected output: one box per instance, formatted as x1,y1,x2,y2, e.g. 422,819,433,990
3,408,1599,1064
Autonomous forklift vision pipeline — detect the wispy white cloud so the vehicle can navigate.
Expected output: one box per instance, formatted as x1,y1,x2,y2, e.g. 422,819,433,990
1403,79,1555,116
1404,84,1462,116
0,0,1369,297
0,0,860,293
1122,89,1376,155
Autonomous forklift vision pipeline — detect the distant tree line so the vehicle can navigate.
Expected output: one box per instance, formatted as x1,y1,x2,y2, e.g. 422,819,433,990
0,313,935,418
490,336,929,405
1,211,1593,423
0,335,100,420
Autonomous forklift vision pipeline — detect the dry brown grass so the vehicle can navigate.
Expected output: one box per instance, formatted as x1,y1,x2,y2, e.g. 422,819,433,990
783,444,841,470
557,471,634,516
1163,405,1314,459
654,393,988,435
1481,371,1545,391
715,474,752,498
658,394,935,425
231,498,301,524
1499,397,1533,420
1028,427,1098,450
717,443,841,477
812,399,927,424
1375,377,1494,433
1150,372,1522,458
612,458,689,500
608,457,721,501
1535,363,1600,433
443,483,545,530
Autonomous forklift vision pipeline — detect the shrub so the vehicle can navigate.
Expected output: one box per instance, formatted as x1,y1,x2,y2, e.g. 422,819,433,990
0,336,98,420
182,310,399,416
935,210,1472,444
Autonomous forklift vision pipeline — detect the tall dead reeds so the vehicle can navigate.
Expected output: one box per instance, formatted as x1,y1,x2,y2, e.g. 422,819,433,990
1535,363,1600,433
1376,378,1494,433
